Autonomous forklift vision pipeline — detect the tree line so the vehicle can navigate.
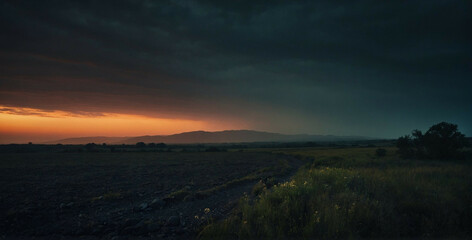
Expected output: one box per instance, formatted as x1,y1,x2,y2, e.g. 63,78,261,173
397,122,469,159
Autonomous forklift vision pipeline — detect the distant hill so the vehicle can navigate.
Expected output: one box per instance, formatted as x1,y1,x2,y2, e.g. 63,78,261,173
44,136,128,145
45,130,372,145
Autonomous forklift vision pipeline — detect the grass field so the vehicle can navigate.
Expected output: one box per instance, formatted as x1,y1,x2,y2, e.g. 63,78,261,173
200,147,472,239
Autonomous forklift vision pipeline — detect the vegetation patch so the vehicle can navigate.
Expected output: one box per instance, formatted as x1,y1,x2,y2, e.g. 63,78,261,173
397,122,469,159
199,147,472,239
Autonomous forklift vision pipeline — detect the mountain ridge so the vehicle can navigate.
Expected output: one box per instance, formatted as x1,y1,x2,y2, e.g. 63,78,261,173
44,130,372,144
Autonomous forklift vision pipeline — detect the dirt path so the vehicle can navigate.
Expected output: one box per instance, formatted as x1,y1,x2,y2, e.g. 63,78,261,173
113,154,305,240
170,155,306,240
0,152,306,240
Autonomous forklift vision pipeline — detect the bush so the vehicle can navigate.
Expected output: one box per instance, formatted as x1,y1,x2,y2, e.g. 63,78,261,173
375,148,386,157
396,136,414,158
205,147,227,152
251,180,266,196
85,143,97,152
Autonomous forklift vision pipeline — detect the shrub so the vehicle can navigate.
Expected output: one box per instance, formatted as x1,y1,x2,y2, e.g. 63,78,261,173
251,180,266,196
85,143,96,151
205,147,227,152
375,148,386,157
396,135,414,158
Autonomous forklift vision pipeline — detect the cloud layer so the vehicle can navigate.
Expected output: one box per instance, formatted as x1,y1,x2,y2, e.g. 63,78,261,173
1,0,471,137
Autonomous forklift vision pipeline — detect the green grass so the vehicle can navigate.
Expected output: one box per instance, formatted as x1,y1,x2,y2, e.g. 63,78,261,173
199,147,472,239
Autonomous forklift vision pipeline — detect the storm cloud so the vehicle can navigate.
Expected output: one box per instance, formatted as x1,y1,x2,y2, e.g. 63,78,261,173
1,0,471,137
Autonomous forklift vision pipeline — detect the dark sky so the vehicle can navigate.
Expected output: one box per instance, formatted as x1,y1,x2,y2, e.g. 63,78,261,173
1,0,471,138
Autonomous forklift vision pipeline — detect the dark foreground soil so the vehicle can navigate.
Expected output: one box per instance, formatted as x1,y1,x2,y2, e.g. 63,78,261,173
0,151,302,239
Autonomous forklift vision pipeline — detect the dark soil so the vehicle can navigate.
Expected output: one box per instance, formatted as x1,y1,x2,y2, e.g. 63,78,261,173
0,151,303,239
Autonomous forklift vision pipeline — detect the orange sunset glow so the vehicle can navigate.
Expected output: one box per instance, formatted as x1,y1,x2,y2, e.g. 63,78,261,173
0,105,234,143
1,2,471,239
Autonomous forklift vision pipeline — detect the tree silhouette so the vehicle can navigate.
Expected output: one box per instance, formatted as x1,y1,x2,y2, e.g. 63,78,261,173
397,122,468,159
397,135,415,158
85,143,96,151
422,122,468,159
